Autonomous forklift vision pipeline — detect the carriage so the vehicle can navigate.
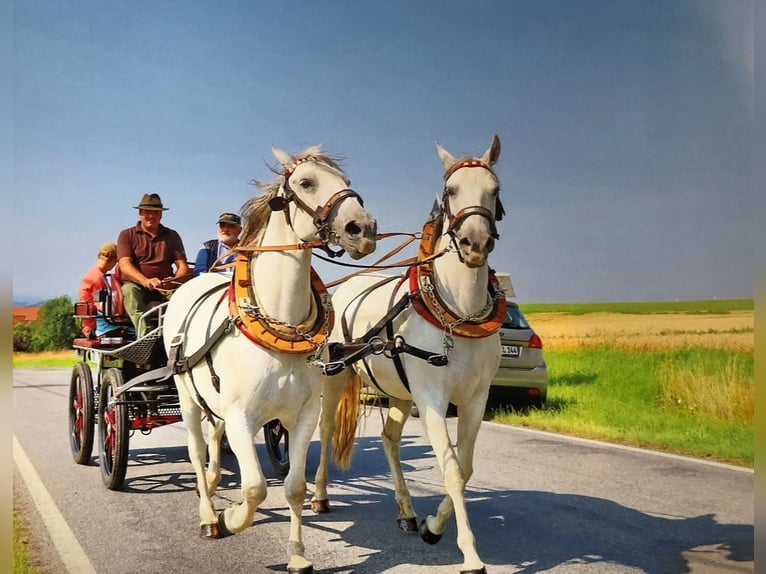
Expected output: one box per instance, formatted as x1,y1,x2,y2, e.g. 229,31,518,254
68,276,289,491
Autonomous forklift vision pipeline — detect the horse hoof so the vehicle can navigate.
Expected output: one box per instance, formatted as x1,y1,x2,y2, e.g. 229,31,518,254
397,517,418,532
460,568,487,574
419,518,442,545
287,565,313,574
199,523,221,539
311,499,330,514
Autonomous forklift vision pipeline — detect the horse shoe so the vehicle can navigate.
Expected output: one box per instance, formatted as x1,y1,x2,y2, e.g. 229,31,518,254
460,568,488,574
198,522,220,540
397,517,418,532
287,566,313,574
418,518,443,545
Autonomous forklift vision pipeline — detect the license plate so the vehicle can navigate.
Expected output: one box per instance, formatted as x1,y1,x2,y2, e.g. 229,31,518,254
501,345,521,358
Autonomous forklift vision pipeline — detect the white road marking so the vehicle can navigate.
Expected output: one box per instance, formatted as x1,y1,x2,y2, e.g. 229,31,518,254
13,435,98,574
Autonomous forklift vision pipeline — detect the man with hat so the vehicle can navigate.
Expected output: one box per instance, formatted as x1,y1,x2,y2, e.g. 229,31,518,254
193,212,242,277
117,193,190,335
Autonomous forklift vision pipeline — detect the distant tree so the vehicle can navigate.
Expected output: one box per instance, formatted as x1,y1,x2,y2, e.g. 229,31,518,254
13,322,34,352
29,296,79,351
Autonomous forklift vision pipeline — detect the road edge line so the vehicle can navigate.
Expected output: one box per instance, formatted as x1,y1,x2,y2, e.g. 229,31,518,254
13,434,98,574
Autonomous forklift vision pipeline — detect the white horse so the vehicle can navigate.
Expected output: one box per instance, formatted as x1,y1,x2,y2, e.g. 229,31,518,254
163,145,377,574
314,136,506,574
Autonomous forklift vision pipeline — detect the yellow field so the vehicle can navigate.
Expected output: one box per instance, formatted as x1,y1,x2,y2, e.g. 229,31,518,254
527,310,754,353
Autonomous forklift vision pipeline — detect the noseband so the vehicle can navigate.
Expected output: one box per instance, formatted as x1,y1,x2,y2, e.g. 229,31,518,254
268,157,364,257
441,159,505,246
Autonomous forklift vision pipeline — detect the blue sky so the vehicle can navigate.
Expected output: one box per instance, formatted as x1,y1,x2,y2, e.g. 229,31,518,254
12,0,758,304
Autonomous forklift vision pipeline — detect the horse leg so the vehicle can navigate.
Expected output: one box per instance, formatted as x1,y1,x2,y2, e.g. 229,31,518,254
176,388,219,539
311,373,347,513
204,418,225,495
420,404,486,573
217,416,266,536
283,404,320,574
382,397,418,532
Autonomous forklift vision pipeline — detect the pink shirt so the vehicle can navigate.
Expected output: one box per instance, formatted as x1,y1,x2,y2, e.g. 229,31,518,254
79,266,108,337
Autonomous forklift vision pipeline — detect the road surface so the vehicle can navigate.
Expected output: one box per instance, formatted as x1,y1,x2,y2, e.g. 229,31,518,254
13,368,754,573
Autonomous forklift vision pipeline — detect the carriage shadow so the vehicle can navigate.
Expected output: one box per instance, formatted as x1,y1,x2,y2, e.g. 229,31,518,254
118,443,287,494
301,435,753,573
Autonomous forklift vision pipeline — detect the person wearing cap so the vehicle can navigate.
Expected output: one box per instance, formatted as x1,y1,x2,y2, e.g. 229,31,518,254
78,242,123,338
116,193,190,335
193,212,242,277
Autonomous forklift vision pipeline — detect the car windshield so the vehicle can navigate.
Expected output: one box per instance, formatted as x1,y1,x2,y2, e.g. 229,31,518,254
504,305,530,329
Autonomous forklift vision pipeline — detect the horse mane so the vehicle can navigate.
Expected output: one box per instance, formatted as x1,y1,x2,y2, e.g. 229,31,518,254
239,146,347,247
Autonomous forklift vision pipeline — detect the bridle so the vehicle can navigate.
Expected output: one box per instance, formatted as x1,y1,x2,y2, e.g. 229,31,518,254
440,159,506,262
267,156,365,257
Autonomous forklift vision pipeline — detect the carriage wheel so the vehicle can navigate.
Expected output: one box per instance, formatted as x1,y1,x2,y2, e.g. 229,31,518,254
263,419,290,478
98,368,130,490
68,362,95,464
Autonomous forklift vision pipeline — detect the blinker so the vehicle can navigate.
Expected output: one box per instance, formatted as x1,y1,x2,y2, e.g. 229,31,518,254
268,196,291,212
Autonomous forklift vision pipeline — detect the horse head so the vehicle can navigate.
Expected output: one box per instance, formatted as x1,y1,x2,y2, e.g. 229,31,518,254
436,135,503,268
270,145,377,260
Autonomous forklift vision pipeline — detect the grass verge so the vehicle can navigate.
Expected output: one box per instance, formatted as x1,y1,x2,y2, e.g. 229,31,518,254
14,509,38,574
490,348,753,467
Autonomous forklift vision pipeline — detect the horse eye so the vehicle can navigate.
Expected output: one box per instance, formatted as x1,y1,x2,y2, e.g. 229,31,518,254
299,179,313,189
445,186,456,197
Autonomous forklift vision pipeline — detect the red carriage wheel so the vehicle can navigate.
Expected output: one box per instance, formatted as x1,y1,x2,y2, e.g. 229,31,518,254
68,362,95,464
98,368,130,490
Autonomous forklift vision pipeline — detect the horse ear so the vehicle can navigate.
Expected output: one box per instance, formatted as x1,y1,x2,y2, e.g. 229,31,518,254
481,135,501,166
436,142,456,170
271,145,293,167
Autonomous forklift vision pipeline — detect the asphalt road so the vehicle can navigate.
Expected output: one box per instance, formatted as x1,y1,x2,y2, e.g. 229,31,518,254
13,368,754,574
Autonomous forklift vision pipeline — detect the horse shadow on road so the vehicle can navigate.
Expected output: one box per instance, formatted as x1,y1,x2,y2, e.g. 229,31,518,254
113,433,753,573
301,434,753,574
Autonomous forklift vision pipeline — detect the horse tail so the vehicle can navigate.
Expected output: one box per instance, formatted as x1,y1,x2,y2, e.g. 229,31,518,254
332,371,362,471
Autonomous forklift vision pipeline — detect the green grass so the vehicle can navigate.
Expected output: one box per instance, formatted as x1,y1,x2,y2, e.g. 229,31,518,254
490,348,754,467
12,352,80,369
14,510,38,574
521,298,753,315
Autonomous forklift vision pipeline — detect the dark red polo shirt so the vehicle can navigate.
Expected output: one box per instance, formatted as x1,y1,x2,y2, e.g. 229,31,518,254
117,222,187,280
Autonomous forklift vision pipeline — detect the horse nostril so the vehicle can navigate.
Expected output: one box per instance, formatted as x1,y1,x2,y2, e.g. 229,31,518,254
345,221,361,236
459,237,471,247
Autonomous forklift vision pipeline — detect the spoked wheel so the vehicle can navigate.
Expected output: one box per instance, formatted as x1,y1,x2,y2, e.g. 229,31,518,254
68,362,95,464
98,368,130,490
263,419,289,478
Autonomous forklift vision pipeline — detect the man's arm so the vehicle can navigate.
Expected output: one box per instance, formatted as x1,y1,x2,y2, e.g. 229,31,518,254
119,257,164,290
174,258,191,279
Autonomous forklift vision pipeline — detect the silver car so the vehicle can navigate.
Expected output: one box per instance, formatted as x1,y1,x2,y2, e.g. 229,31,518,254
487,300,548,409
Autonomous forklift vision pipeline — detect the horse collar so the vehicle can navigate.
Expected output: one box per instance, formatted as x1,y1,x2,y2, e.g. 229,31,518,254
230,254,334,353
